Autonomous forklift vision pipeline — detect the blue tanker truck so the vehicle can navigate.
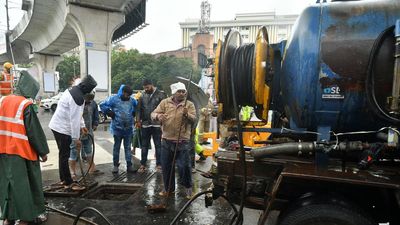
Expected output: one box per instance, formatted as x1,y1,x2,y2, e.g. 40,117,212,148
172,0,400,225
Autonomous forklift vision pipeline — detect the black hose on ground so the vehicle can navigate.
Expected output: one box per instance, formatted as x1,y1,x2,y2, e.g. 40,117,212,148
72,207,113,225
169,191,240,225
169,191,212,225
220,195,242,225
45,205,97,225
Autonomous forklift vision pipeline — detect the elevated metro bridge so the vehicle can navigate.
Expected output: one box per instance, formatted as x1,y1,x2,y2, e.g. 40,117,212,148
1,0,147,96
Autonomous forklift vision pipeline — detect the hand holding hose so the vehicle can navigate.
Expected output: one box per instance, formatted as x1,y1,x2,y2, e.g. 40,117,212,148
183,107,188,117
158,114,168,122
81,127,88,135
75,139,82,150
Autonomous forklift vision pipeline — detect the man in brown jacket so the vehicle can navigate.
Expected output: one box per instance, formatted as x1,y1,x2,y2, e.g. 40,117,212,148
151,82,196,198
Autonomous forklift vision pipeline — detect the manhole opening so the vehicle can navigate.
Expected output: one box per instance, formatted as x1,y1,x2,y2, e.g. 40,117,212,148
84,184,140,201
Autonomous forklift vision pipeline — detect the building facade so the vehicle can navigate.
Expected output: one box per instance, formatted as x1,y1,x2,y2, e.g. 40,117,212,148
154,33,214,68
180,12,298,49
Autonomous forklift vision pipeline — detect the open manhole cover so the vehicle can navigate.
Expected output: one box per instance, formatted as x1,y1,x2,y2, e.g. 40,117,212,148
83,183,141,201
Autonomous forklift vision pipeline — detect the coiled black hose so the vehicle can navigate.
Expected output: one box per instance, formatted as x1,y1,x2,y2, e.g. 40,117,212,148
230,55,247,225
230,44,255,106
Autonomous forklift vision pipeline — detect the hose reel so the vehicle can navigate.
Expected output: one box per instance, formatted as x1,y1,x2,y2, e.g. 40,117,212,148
215,26,274,121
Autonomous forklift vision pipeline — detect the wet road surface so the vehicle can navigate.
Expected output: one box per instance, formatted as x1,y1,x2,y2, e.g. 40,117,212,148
36,108,272,225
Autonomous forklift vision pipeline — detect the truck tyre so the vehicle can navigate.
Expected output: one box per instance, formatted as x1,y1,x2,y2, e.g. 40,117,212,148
279,203,376,225
51,104,57,112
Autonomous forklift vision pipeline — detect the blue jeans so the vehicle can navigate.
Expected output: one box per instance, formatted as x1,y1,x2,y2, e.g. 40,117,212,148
69,138,92,161
113,135,132,167
161,139,192,192
141,127,162,166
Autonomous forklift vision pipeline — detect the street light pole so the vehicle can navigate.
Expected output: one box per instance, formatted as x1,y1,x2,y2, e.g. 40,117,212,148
6,0,10,32
73,61,77,76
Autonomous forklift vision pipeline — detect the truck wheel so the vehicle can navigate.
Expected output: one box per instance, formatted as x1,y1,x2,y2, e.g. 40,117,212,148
279,203,376,225
99,112,106,124
51,104,57,112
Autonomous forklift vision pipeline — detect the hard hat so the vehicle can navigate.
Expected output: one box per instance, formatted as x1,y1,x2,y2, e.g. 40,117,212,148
3,62,13,70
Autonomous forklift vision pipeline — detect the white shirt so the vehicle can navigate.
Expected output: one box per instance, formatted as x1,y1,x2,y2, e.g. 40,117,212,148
49,90,85,139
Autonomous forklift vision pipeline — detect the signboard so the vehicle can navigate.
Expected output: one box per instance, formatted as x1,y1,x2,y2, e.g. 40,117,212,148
43,72,56,92
0,0,6,54
0,32,6,54
87,49,108,91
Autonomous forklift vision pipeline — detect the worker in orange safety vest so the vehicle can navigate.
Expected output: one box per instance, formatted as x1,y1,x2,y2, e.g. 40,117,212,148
0,71,49,225
0,62,13,95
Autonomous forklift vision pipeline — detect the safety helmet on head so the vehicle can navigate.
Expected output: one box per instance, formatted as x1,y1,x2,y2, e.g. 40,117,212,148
3,62,13,70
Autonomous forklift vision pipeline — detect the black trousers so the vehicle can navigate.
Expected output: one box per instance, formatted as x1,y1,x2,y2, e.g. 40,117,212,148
52,130,73,185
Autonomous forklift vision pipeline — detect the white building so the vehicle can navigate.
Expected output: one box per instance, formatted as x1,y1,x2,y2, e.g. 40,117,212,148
180,12,298,48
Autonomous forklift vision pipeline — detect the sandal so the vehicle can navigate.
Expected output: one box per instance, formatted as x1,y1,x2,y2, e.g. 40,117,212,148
64,182,85,191
50,181,66,187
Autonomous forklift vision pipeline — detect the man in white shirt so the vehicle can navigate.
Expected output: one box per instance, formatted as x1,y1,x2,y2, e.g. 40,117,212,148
49,75,96,191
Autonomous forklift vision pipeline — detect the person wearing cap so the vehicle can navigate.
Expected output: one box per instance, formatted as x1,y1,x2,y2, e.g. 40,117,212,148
151,82,196,198
100,84,137,173
0,71,49,225
0,62,13,96
49,75,97,191
68,90,100,179
136,79,167,172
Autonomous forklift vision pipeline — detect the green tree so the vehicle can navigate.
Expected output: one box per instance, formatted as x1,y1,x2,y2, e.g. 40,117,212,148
111,49,200,93
56,49,200,94
56,55,80,91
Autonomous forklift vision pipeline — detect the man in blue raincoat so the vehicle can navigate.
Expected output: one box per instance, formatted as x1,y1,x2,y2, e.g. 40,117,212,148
100,85,137,173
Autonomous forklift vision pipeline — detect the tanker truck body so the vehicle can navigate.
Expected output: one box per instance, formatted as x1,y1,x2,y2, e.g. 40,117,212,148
281,0,400,132
209,0,400,225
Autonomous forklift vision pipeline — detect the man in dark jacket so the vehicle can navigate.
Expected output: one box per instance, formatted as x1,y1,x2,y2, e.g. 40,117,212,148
136,79,167,172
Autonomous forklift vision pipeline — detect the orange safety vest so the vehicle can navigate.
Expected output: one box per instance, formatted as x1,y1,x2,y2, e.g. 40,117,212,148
0,95,38,161
0,72,12,95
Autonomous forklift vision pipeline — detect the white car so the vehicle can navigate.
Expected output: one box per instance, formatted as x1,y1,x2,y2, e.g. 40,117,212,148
41,92,63,112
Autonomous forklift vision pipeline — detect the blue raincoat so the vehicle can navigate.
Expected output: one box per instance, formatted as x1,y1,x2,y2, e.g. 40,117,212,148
100,85,137,136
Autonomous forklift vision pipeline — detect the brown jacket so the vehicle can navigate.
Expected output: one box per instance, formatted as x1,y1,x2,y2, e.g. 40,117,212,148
199,99,214,122
151,97,196,141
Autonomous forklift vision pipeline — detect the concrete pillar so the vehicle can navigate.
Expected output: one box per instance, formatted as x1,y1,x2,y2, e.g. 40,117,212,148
66,4,124,98
29,53,62,98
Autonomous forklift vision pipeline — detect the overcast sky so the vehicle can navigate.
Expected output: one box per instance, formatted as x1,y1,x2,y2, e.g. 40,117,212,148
121,0,317,54
2,0,317,54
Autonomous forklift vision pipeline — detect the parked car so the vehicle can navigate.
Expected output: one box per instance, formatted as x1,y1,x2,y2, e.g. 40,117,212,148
41,92,63,112
98,102,108,124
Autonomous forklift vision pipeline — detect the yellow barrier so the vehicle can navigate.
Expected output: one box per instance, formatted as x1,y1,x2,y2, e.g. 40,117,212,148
201,132,219,157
